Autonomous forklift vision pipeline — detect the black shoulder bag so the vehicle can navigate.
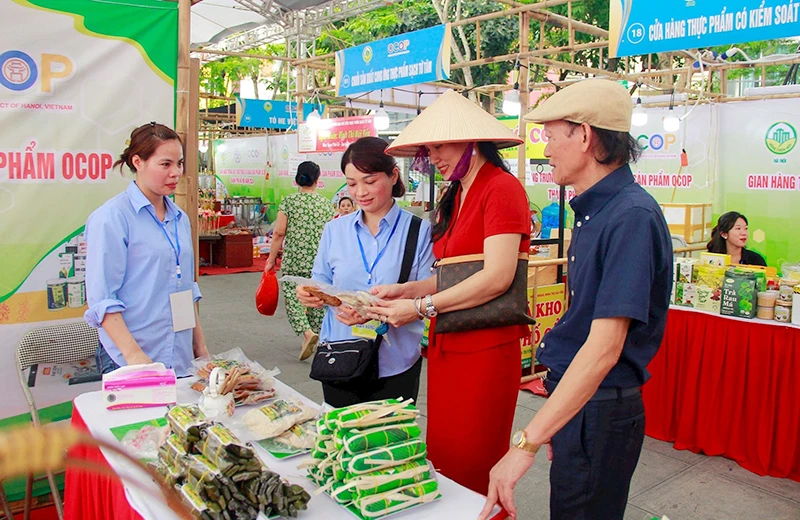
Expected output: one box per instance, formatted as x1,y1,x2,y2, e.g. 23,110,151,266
310,216,422,383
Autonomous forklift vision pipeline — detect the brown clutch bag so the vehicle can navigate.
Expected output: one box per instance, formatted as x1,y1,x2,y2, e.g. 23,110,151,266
433,252,536,334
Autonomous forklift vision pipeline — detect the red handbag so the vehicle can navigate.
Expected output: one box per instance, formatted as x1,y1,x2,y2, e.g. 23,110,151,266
255,269,279,316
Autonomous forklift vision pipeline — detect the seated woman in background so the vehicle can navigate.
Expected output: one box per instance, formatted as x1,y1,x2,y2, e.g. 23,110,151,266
707,211,766,266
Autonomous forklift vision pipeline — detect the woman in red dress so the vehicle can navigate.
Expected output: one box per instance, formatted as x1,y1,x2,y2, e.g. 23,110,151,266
368,90,531,494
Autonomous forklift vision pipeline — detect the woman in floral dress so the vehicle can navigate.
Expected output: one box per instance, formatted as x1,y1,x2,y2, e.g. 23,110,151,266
265,161,334,360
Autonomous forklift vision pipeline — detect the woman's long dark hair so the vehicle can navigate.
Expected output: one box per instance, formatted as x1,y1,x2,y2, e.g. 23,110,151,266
431,141,511,241
707,211,748,253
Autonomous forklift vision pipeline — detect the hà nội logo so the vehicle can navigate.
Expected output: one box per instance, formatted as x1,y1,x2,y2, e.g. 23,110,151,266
765,122,797,155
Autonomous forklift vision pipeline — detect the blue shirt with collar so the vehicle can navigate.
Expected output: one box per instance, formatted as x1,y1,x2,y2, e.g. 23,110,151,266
312,202,435,378
537,164,673,388
84,181,202,376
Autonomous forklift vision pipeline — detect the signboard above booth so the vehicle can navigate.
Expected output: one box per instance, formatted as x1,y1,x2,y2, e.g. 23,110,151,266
335,24,451,96
609,0,800,58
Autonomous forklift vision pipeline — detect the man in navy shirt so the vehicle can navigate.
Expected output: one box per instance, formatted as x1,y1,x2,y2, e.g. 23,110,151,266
479,80,673,520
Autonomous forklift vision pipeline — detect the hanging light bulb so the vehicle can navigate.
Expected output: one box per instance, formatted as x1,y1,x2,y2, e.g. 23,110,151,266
631,97,648,127
305,106,321,129
663,106,680,132
374,101,390,130
502,88,521,116
198,140,209,153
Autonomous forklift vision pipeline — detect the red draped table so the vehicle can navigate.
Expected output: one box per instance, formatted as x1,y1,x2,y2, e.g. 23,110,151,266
642,306,800,482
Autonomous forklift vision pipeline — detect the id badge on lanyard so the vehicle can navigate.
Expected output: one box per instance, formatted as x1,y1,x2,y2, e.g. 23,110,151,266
148,207,195,332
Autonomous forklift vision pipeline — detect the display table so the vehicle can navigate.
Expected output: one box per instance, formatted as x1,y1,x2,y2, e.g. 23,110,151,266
64,379,502,520
642,306,800,482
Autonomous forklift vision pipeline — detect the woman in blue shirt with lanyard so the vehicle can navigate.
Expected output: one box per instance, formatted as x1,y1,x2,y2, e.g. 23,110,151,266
297,137,435,407
85,122,208,376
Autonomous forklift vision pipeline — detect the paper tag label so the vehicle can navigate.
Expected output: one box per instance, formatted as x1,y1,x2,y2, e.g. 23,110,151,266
169,289,196,332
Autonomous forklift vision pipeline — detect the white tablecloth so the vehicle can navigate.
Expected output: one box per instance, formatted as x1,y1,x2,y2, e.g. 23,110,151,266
73,378,500,520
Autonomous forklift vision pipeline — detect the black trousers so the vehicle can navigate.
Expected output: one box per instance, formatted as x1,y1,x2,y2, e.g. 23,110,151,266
546,381,646,520
321,356,423,408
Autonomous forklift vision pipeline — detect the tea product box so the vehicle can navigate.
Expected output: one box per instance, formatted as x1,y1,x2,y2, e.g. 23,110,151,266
700,252,731,267
675,282,696,307
675,258,698,284
691,265,725,312
720,270,758,319
694,284,721,313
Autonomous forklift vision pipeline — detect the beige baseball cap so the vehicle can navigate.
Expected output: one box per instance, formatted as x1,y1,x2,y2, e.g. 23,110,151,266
523,79,633,132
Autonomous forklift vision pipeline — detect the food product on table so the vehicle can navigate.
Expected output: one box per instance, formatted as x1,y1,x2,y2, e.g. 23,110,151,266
356,479,440,518
333,399,418,430
335,423,422,456
721,269,758,319
159,413,311,519
306,400,439,519
196,424,261,476
273,419,318,450
190,348,277,407
242,399,318,440
342,439,427,476
166,405,210,450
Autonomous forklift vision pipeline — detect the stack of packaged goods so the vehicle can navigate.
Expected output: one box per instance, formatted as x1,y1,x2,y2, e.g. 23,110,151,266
154,404,311,519
306,399,441,519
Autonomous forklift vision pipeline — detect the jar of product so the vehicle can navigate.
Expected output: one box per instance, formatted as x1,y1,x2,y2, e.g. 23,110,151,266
779,279,799,302
756,306,775,320
774,301,792,323
46,279,67,311
757,291,779,308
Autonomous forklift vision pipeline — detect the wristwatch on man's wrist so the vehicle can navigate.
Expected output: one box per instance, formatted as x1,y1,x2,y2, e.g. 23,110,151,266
424,294,438,318
511,429,539,454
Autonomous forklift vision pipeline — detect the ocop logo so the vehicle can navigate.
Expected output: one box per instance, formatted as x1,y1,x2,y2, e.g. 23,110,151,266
362,46,373,64
0,50,73,93
765,122,797,155
387,39,411,57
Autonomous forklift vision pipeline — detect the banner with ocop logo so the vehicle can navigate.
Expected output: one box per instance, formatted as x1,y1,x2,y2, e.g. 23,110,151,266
0,0,177,429
335,24,451,96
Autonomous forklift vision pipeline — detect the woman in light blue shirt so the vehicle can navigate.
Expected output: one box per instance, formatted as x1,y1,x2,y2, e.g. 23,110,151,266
84,123,208,376
297,137,435,407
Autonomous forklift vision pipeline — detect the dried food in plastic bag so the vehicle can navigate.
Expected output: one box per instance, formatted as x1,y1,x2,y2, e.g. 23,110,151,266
272,419,317,450
280,276,381,317
196,423,261,476
242,399,318,440
120,424,165,461
159,433,191,476
190,348,279,406
166,404,210,450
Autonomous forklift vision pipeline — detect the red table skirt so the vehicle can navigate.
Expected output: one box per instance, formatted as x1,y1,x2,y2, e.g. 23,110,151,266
63,407,143,520
642,308,800,481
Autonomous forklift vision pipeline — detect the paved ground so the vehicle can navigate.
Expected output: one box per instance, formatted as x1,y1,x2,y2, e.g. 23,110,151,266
199,272,800,520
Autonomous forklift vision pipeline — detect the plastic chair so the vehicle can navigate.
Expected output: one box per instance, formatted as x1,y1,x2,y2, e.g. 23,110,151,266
14,321,99,520
671,234,688,256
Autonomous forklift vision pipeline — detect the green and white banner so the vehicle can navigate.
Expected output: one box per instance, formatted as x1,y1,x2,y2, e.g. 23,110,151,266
0,0,177,436
717,98,800,268
214,134,348,219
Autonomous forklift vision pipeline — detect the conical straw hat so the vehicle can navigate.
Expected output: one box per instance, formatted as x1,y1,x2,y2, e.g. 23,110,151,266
385,90,523,157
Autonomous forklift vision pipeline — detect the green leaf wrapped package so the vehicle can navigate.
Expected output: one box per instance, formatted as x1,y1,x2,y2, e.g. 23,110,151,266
335,422,421,455
354,479,441,519
343,439,427,475
166,404,210,451
196,423,261,476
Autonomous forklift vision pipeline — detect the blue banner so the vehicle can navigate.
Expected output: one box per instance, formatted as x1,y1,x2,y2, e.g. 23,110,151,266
235,97,317,129
335,24,451,96
610,1,800,58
